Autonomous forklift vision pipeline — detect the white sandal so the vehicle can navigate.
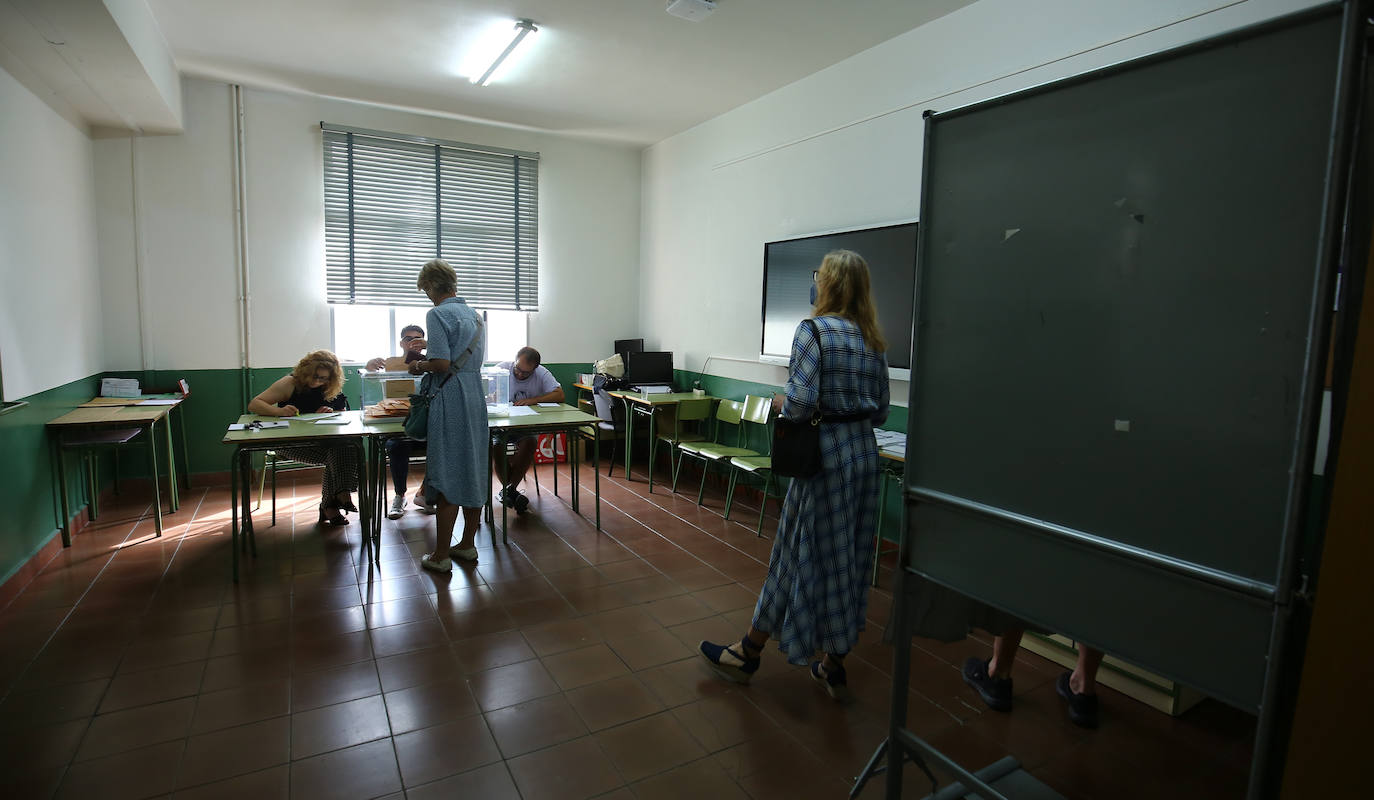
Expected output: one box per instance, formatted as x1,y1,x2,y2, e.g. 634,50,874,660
420,553,452,573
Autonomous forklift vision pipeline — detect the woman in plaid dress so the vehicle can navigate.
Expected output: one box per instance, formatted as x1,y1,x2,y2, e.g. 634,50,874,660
700,250,890,700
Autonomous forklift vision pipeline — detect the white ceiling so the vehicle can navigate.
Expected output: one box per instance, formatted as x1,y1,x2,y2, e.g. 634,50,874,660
145,0,977,145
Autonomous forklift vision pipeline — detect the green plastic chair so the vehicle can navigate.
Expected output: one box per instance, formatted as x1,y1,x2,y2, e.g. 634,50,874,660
648,397,712,493
676,396,770,506
720,396,778,535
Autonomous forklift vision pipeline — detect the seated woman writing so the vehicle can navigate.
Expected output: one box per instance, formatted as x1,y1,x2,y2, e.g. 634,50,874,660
247,350,359,525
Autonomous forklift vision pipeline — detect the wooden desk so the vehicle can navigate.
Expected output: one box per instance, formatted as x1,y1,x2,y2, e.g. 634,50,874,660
487,404,602,541
78,394,192,495
47,402,182,543
360,403,604,547
607,391,715,491
222,412,374,582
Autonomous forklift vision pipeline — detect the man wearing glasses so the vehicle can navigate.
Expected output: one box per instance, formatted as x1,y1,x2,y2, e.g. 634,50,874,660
490,346,564,513
367,325,436,518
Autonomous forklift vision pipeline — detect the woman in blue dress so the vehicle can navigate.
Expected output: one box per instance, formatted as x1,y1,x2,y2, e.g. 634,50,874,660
407,259,488,572
700,250,890,700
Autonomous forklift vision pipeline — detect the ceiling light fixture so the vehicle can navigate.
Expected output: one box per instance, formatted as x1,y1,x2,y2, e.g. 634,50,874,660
472,18,538,86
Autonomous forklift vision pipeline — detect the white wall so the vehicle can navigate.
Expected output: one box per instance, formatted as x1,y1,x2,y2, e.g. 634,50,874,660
98,78,643,370
640,0,1329,394
0,64,104,401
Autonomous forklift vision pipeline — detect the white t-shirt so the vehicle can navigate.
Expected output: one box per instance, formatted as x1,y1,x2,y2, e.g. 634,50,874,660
498,361,561,401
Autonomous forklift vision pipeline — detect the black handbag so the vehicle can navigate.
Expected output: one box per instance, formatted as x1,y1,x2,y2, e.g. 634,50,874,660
771,319,824,479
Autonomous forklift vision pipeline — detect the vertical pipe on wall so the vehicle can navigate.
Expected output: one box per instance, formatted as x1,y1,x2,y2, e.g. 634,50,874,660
231,85,252,408
130,138,150,372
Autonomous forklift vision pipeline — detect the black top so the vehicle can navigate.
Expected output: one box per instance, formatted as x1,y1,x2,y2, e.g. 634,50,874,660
281,384,349,413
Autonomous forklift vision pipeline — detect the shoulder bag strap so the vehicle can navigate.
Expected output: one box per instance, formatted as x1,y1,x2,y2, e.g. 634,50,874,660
803,317,823,423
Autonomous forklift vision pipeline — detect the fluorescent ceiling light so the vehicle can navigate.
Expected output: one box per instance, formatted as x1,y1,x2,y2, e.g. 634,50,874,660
471,18,538,86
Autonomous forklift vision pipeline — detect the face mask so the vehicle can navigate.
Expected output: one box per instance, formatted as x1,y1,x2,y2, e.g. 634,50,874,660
809,281,818,306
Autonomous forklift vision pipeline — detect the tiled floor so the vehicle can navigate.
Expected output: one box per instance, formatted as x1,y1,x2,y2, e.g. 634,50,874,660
0,458,1257,799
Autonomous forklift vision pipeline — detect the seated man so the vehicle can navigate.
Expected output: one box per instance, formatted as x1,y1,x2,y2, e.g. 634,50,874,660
367,324,435,519
490,346,565,513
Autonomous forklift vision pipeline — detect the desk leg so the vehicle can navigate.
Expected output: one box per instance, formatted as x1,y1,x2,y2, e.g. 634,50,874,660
569,430,579,515
164,414,179,513
230,449,239,582
647,409,658,493
55,437,72,547
177,404,192,490
241,450,256,556
485,440,495,530
594,427,601,530
873,475,887,588
147,424,163,537
621,397,634,481
500,432,509,545
553,432,560,498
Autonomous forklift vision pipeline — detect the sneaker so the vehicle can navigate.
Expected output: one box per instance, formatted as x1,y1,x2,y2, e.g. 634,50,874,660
499,486,531,514
419,553,451,573
698,638,760,684
811,660,851,703
1056,672,1100,729
387,494,406,520
962,657,1013,712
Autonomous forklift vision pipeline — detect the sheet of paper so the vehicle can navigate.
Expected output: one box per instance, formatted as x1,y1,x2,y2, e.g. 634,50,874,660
504,405,538,416
314,418,350,425
536,402,560,407
136,398,180,406
291,413,341,421
228,421,289,431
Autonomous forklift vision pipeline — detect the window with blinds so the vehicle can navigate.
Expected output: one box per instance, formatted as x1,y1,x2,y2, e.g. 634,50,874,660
322,124,539,310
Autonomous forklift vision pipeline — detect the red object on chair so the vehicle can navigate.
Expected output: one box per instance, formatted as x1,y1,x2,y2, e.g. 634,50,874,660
534,432,566,464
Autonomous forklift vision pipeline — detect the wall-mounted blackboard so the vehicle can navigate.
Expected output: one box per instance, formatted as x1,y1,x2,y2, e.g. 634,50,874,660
905,4,1349,714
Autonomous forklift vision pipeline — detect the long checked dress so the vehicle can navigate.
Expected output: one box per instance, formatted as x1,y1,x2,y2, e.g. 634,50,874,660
423,297,488,508
753,315,890,664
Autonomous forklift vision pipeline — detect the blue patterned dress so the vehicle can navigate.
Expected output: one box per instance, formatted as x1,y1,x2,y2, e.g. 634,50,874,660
753,315,890,664
424,297,487,508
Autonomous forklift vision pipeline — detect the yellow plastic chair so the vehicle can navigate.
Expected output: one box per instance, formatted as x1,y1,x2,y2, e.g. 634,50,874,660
648,397,712,493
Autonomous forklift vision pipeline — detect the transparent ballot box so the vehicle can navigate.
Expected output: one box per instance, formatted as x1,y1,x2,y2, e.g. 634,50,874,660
482,365,511,416
358,369,421,408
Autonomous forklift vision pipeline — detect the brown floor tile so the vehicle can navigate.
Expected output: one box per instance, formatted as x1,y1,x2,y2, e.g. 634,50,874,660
405,761,521,800
631,756,752,800
291,694,392,758
364,595,436,629
394,714,502,787
290,659,381,712
99,659,206,713
594,710,707,782
645,594,716,627
636,656,737,709
178,716,291,789
174,765,288,800
485,693,588,757
0,677,109,727
469,658,561,711
370,618,447,658
0,718,88,769
566,674,667,732
75,696,196,761
606,628,694,671
583,605,660,638
201,648,291,693
55,739,184,800
376,646,461,692
452,629,536,675
118,630,214,673
507,736,624,800
521,617,602,657
692,584,758,614
290,738,402,800
670,692,780,754
191,678,291,735
290,628,373,673
385,676,480,734
544,643,632,690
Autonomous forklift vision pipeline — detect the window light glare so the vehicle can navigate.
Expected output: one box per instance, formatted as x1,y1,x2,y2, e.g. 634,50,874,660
468,18,538,87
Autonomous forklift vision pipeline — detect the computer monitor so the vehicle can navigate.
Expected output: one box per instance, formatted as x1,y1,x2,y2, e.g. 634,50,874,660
614,338,644,355
626,351,673,386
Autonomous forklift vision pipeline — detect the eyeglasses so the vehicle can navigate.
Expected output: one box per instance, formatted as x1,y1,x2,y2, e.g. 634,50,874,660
401,335,422,342
512,365,533,379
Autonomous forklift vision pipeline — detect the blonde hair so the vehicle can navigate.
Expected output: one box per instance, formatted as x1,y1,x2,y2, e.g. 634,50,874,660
812,249,886,353
416,258,458,295
292,350,344,400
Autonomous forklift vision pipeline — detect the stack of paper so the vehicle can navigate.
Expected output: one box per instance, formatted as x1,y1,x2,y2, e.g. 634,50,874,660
100,377,141,398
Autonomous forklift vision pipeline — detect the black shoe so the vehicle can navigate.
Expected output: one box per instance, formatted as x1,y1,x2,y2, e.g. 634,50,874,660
962,657,1013,712
1056,672,1100,729
499,486,531,514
